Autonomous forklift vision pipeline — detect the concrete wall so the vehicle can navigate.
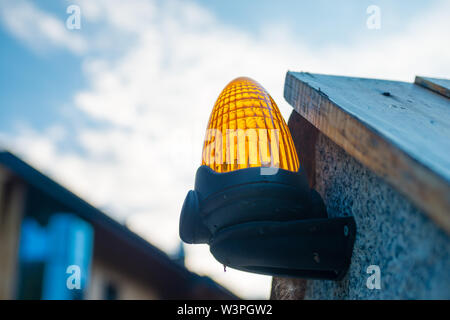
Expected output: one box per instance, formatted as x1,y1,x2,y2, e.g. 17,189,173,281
304,132,450,299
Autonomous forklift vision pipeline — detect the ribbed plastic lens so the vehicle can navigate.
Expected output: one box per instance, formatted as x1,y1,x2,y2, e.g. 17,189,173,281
202,77,299,173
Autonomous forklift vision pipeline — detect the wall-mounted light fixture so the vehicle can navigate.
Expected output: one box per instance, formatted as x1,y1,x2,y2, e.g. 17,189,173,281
179,77,356,280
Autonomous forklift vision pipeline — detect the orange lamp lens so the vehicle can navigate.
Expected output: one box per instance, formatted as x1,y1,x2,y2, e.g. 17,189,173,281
201,77,299,173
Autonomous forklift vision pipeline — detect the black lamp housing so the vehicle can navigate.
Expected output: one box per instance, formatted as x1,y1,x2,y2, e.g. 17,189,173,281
179,165,356,280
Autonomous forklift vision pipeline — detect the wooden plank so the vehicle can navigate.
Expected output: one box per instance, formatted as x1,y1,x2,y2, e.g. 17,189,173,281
284,71,450,233
415,76,450,98
0,167,26,299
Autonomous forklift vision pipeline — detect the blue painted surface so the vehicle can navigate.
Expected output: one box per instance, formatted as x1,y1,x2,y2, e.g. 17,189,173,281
41,213,94,300
19,214,94,300
19,219,48,262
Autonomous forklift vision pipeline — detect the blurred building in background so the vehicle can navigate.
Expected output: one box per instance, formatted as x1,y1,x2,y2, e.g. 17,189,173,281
0,151,236,300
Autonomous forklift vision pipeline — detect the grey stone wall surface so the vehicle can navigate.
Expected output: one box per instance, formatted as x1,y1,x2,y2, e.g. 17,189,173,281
304,133,450,299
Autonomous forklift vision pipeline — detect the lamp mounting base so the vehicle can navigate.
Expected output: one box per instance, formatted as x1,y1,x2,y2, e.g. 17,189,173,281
209,216,356,280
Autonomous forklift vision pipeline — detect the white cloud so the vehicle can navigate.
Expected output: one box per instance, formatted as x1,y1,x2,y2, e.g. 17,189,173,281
1,0,449,299
0,0,86,54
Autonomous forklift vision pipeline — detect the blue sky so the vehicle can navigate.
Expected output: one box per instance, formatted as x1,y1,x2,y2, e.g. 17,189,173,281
0,0,441,133
198,0,435,45
1,0,449,299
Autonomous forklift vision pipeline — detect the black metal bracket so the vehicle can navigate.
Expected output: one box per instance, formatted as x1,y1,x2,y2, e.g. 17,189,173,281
179,165,357,280
210,217,356,280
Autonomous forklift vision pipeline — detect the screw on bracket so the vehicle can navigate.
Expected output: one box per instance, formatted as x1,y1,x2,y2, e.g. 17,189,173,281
344,225,349,237
313,252,320,264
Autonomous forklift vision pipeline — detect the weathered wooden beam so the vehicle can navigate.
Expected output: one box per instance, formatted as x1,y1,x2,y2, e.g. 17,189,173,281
0,167,26,299
284,72,450,233
415,76,450,98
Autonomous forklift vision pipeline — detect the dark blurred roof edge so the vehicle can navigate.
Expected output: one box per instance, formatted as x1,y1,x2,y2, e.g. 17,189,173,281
0,150,238,300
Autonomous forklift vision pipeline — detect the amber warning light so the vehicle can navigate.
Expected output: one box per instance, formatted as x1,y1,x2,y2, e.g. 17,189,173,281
179,77,356,280
201,77,298,174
